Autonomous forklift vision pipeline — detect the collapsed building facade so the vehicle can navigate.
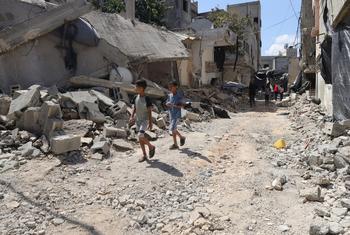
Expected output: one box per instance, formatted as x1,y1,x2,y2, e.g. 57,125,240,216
0,0,189,95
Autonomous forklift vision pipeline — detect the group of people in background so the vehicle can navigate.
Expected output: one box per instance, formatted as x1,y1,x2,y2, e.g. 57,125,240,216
249,72,287,107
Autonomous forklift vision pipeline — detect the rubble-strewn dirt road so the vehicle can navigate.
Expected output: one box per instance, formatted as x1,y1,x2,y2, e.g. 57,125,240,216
1,104,315,235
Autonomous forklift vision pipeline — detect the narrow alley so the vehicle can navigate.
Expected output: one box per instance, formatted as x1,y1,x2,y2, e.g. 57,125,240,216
1,0,350,235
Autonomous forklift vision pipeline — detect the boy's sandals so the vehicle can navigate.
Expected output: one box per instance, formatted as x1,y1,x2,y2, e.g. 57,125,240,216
180,137,186,146
169,144,179,150
138,156,147,163
149,146,156,159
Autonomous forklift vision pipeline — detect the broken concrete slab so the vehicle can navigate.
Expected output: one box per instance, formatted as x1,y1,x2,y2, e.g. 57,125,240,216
42,118,64,139
61,91,98,105
50,134,81,155
91,153,104,160
186,111,201,122
69,76,166,98
323,121,350,137
300,187,324,202
78,101,106,124
17,107,41,134
338,146,350,163
112,139,133,152
81,137,93,145
0,96,11,115
91,141,110,155
90,90,115,107
62,119,94,138
103,125,128,138
7,85,41,120
0,0,93,54
107,101,128,120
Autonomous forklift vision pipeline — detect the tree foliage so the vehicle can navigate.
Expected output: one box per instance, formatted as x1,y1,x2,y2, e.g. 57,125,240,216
93,0,166,26
135,0,166,26
208,10,251,55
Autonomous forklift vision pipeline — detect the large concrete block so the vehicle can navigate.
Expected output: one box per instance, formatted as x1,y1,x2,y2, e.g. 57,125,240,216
50,134,81,154
17,107,41,134
43,118,64,138
103,125,128,138
78,101,106,124
7,85,41,120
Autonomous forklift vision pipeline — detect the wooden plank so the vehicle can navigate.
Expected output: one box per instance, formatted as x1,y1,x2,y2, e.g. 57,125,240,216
69,76,166,98
0,0,93,54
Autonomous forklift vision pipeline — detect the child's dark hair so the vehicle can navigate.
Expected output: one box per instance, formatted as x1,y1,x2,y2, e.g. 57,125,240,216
135,79,147,89
169,80,178,87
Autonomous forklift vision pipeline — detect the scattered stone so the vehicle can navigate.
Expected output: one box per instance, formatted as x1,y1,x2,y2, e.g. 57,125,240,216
7,85,41,120
278,224,290,232
91,141,110,155
309,223,330,235
331,208,348,217
341,199,350,209
6,201,20,209
300,187,324,202
91,153,103,160
329,222,344,234
334,155,348,169
315,207,330,217
272,175,287,191
52,218,65,226
112,139,133,152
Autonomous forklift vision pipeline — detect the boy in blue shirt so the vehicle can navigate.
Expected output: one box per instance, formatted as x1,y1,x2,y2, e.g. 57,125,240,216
166,81,186,150
130,79,156,162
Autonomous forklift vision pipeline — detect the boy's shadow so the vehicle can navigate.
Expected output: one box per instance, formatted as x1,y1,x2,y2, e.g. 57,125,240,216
146,159,183,177
179,148,212,163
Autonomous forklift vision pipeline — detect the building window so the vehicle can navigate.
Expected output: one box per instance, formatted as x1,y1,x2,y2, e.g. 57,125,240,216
254,17,258,24
183,0,188,12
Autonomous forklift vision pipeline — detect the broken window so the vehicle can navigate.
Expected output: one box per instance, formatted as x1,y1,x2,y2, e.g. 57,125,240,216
254,17,258,24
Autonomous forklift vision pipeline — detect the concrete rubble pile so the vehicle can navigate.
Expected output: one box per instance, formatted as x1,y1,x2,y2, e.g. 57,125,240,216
0,82,236,172
184,88,239,121
273,94,350,234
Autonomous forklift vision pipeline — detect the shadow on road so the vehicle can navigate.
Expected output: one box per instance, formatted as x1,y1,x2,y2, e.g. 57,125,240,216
179,148,212,163
0,179,102,235
146,159,183,177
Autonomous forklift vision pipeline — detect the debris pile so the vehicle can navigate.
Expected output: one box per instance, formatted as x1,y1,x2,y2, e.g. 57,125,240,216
273,94,350,234
0,82,236,172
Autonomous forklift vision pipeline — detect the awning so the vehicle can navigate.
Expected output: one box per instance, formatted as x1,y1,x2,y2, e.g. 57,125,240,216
83,12,189,63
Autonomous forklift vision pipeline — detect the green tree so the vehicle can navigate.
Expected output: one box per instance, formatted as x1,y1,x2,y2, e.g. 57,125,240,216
93,0,126,13
93,0,166,26
208,10,251,55
135,0,166,25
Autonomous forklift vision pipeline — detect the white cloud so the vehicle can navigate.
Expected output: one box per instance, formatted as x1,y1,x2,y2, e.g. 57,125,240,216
264,34,295,56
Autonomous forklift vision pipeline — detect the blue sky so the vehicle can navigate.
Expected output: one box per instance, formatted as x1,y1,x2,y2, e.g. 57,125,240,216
196,0,302,56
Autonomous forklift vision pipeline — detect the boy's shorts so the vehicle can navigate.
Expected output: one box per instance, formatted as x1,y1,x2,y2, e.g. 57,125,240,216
169,118,179,132
136,120,148,137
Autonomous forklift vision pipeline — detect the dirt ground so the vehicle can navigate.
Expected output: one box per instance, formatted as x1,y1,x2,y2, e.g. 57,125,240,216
0,102,316,235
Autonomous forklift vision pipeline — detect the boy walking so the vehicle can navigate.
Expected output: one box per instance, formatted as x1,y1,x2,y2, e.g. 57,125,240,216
166,81,186,150
130,79,156,162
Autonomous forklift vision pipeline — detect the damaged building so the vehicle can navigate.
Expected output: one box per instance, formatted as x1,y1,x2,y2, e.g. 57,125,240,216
311,0,350,120
0,0,189,94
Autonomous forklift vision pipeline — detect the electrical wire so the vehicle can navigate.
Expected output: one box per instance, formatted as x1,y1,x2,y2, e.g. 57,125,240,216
289,0,299,20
